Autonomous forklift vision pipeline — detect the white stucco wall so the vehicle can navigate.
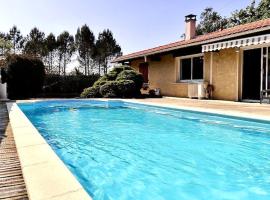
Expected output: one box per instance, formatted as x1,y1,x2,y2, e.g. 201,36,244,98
0,75,7,99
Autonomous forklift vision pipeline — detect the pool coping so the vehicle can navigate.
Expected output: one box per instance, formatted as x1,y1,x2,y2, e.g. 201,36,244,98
123,99,270,122
17,98,270,122
6,102,92,200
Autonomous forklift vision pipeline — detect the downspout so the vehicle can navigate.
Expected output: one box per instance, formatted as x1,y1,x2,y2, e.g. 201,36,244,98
235,48,240,101
261,48,263,93
266,47,269,96
144,56,147,63
210,52,213,85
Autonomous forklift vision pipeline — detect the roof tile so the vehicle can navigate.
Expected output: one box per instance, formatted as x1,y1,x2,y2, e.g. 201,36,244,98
115,18,270,62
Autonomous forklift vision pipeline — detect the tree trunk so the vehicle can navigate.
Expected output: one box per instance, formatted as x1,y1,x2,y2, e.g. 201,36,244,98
13,40,16,54
58,56,61,75
63,55,66,76
98,60,101,75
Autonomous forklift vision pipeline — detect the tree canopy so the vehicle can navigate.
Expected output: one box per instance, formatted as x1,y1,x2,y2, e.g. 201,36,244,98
0,33,12,56
24,27,45,57
0,25,122,76
196,7,228,35
196,0,270,35
95,29,122,74
7,26,24,54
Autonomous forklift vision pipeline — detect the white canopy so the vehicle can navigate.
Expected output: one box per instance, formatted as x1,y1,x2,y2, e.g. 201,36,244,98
202,34,270,52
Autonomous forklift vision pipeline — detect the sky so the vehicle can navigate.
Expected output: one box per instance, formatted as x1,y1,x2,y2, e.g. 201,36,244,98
0,0,253,55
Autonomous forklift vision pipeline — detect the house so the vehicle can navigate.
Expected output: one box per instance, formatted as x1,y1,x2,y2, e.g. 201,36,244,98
114,15,270,101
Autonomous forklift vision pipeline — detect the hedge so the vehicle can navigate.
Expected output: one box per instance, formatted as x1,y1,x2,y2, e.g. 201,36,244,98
1,55,45,99
42,74,100,97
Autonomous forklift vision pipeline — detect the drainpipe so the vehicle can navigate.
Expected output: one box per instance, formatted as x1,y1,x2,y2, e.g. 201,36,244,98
210,52,213,85
235,48,240,101
144,56,147,63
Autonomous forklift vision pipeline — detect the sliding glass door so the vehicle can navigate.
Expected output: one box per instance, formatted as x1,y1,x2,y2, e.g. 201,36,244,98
242,46,270,100
261,47,270,94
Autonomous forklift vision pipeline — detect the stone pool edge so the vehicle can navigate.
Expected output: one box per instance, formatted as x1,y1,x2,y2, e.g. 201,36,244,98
17,98,270,122
123,99,270,122
6,102,92,200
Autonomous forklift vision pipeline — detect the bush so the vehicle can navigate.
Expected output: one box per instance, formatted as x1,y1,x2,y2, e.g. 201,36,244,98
116,80,137,98
99,81,119,98
80,86,101,98
106,70,118,80
116,70,144,90
93,76,108,87
43,74,99,97
1,55,45,99
80,65,143,98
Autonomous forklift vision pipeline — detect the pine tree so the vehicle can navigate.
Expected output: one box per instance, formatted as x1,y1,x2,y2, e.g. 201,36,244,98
56,31,75,76
24,27,45,57
94,29,122,74
44,33,58,74
7,26,24,54
75,25,95,75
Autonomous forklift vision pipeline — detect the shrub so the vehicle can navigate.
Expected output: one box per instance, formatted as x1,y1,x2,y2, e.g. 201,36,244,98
93,76,108,87
99,81,119,98
106,70,118,80
43,74,99,97
116,70,144,90
112,65,133,73
80,86,101,98
80,65,143,98
1,55,45,99
116,80,137,98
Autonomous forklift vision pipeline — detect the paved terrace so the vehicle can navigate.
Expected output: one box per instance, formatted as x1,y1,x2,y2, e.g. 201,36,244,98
128,97,270,121
0,103,28,199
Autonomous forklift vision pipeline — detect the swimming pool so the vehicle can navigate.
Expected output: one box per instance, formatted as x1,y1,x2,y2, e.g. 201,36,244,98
19,100,270,200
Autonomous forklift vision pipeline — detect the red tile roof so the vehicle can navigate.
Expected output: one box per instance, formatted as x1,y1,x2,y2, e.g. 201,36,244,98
114,18,270,62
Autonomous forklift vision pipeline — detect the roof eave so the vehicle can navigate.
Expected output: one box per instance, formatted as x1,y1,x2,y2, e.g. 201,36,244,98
115,26,270,63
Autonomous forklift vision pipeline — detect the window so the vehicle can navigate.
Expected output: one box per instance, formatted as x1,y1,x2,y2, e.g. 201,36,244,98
180,56,203,81
180,58,191,80
193,57,204,79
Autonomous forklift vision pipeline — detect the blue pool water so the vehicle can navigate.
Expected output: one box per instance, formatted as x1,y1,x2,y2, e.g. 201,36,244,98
19,100,270,200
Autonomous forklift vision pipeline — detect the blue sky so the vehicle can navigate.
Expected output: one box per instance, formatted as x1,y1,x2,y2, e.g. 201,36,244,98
0,0,252,55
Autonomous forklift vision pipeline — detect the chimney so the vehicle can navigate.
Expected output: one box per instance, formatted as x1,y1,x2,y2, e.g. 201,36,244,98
185,14,196,40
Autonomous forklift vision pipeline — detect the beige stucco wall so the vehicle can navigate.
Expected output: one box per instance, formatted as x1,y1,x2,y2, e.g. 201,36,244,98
130,48,241,101
130,58,144,71
209,49,240,101
131,55,189,97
